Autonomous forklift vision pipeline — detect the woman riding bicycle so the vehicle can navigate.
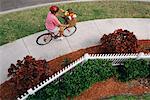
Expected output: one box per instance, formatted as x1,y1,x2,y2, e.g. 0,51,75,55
36,6,77,45
45,5,69,40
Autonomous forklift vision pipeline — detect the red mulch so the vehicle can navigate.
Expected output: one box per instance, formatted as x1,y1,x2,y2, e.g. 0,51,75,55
137,40,150,53
0,40,150,100
74,78,150,100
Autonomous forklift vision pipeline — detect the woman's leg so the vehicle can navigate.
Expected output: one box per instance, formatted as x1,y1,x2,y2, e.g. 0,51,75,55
59,26,64,37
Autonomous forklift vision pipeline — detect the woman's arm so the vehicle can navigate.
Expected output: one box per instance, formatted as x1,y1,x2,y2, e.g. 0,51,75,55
58,23,69,27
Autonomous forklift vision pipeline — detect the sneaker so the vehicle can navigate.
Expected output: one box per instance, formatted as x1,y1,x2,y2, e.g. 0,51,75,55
57,37,63,40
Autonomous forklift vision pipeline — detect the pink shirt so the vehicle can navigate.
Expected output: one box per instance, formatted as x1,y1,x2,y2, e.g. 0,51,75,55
45,12,60,31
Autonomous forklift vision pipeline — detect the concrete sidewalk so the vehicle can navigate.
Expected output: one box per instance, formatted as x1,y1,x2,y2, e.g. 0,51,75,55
0,18,150,84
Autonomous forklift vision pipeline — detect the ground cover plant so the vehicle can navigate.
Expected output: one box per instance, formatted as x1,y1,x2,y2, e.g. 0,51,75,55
27,59,116,100
0,1,150,45
7,55,50,96
115,59,150,82
100,29,138,53
27,59,150,100
106,93,150,100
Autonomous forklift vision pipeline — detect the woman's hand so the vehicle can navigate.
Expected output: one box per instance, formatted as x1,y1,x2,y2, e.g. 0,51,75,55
56,10,64,17
60,9,65,13
66,24,69,27
55,13,61,17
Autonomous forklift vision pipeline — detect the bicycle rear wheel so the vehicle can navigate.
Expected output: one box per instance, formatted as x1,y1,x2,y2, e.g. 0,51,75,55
36,33,52,45
63,26,77,37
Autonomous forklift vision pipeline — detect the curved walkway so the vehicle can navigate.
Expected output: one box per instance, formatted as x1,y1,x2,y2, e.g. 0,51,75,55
0,18,150,84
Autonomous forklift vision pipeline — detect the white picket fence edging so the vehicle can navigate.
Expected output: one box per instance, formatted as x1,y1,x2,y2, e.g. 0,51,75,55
17,52,150,100
17,56,85,100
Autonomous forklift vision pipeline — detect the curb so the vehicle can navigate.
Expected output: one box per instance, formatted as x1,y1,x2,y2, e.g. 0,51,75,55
1,0,149,15
0,0,100,15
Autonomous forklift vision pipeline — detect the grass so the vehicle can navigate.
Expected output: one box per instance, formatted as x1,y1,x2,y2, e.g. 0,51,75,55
0,1,150,45
105,93,150,100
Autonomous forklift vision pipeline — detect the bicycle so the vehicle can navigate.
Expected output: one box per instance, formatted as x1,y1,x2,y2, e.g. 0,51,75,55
36,17,77,45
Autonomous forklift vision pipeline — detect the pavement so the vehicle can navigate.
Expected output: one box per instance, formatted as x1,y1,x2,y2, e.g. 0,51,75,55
0,0,100,12
0,0,69,12
0,18,150,84
1,0,150,13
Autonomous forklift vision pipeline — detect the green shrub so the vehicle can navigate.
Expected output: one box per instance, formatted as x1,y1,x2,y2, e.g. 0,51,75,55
106,93,150,100
100,29,138,53
116,59,149,82
115,65,127,82
61,58,72,67
27,59,149,99
64,59,115,97
27,59,115,99
8,56,49,96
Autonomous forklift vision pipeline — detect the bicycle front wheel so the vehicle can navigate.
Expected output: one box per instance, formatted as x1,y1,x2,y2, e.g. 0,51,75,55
36,33,52,45
63,26,77,37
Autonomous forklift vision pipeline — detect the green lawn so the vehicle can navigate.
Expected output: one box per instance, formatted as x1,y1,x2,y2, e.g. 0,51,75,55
106,93,150,100
0,1,150,45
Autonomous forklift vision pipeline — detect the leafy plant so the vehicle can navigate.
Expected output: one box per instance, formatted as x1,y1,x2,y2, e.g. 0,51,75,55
115,65,128,82
116,59,149,82
107,93,150,100
27,59,116,99
100,29,138,53
124,59,149,81
27,59,149,99
61,58,71,67
7,55,50,95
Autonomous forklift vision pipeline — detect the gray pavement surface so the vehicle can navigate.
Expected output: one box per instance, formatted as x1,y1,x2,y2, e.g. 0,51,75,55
0,0,101,14
0,0,70,12
0,18,150,84
1,0,150,13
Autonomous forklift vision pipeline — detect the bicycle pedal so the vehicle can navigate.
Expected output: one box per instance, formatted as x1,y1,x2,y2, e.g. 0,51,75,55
44,38,47,42
54,36,58,39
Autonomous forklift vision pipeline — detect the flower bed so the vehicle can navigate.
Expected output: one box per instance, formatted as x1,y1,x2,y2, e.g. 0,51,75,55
0,29,150,100
0,45,101,100
74,78,150,100
27,58,150,100
0,41,149,100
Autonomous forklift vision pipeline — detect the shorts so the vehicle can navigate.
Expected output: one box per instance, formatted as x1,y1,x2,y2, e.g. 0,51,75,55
47,27,60,35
